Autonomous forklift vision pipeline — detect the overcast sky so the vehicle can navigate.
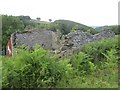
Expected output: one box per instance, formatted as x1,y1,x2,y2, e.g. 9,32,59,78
0,0,119,26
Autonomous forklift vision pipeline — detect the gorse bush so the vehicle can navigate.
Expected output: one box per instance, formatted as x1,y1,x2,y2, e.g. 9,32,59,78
2,37,118,88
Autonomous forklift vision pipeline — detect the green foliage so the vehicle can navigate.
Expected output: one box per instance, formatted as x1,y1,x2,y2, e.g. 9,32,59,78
81,37,118,63
109,25,120,35
2,47,75,88
2,15,25,55
2,15,50,55
2,37,118,88
95,25,119,35
47,20,98,35
22,19,36,28
54,20,98,35
18,16,31,20
98,49,118,69
56,47,118,88
70,52,96,75
2,15,118,88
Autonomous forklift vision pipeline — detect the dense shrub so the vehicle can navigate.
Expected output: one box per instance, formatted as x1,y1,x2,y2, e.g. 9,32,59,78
70,52,96,75
56,47,118,88
2,15,25,55
2,47,74,88
2,37,118,88
81,37,118,63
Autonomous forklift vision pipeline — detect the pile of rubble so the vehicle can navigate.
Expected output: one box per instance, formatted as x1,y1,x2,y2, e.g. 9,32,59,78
59,30,115,58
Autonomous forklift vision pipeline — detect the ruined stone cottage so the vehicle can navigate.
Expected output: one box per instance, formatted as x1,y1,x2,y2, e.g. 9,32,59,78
6,29,59,56
6,29,115,57
13,29,58,50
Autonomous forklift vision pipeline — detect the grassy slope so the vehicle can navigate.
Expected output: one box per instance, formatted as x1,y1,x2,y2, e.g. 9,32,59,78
31,20,50,24
54,20,96,31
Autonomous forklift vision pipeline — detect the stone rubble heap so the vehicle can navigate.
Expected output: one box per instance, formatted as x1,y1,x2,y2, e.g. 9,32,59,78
59,30,115,58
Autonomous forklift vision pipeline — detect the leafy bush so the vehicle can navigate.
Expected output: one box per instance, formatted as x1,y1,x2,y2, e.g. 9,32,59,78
97,49,118,69
2,37,118,88
2,15,25,55
2,47,75,88
81,37,118,63
56,48,118,88
70,52,96,75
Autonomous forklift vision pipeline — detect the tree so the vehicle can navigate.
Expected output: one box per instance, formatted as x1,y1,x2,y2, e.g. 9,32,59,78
109,25,119,35
36,17,41,21
2,15,25,55
59,23,70,35
49,19,52,22
18,15,31,20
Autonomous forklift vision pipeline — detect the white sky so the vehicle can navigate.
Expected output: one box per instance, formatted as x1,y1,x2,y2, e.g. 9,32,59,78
0,0,119,26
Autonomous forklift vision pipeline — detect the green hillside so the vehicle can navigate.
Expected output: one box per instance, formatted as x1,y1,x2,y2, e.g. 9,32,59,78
95,25,119,35
55,20,94,30
54,20,97,34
